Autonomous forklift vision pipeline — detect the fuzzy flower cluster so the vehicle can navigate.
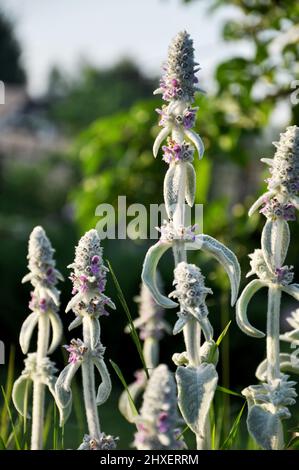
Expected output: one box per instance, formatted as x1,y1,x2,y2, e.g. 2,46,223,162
133,282,170,341
266,126,299,198
162,138,194,164
259,198,296,221
23,226,62,312
243,374,297,420
78,433,118,450
248,249,294,286
170,262,212,313
156,31,199,103
21,353,58,381
153,31,204,161
158,220,197,243
64,338,88,364
134,365,185,450
66,229,115,317
280,309,299,346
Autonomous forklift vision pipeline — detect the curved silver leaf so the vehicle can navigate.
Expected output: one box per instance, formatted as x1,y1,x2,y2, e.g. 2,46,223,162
12,375,32,418
68,315,83,332
55,362,80,424
19,312,39,354
185,162,196,207
191,234,241,306
93,357,112,406
236,279,266,338
48,311,63,355
261,219,290,271
153,126,171,158
163,164,180,218
256,353,299,381
184,129,204,159
176,363,218,436
119,380,145,423
142,241,178,309
282,283,299,301
248,191,274,217
46,375,72,426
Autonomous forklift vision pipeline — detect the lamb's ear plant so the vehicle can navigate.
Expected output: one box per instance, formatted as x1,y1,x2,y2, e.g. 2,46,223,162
141,31,240,449
236,126,299,450
55,229,118,450
133,364,186,450
12,226,64,450
119,276,171,422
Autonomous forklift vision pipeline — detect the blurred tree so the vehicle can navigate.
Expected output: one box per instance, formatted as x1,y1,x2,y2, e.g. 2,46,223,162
47,60,156,133
0,11,26,84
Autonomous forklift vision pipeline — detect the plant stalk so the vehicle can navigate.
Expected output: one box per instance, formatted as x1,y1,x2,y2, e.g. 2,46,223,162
31,315,49,450
82,317,101,439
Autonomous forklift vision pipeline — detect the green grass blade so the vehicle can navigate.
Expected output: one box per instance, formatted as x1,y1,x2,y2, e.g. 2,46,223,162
0,435,6,450
216,385,243,398
0,386,21,450
107,260,149,379
221,402,246,450
216,320,231,347
109,360,138,417
53,403,57,450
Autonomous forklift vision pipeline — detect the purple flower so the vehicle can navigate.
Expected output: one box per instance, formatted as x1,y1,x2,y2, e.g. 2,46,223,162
157,411,170,433
64,338,88,364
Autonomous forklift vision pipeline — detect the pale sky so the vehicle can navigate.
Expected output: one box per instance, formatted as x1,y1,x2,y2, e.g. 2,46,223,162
0,0,251,96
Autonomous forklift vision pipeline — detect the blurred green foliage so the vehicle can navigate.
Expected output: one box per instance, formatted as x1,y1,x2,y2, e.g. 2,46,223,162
0,12,26,84
47,60,156,133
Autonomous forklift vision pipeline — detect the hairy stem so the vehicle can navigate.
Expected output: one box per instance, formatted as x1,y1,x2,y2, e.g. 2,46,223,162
143,337,159,372
82,317,101,439
31,315,49,450
266,286,282,382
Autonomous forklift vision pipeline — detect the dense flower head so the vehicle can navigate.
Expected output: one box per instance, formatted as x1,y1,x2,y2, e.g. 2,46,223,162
22,353,57,380
248,250,294,285
243,374,297,420
64,338,88,364
156,105,197,130
158,220,197,242
280,308,299,346
157,31,199,103
134,364,185,450
23,227,62,307
134,281,170,341
170,262,212,311
266,126,299,198
162,138,194,164
260,198,296,221
78,433,118,450
66,229,115,317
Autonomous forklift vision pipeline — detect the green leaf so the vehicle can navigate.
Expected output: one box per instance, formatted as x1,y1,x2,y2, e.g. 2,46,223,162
216,320,231,347
108,260,150,378
216,385,243,398
1,386,21,450
0,435,6,450
221,402,246,449
109,360,138,418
